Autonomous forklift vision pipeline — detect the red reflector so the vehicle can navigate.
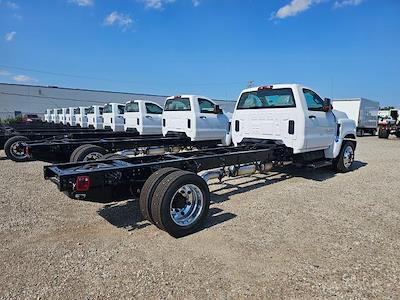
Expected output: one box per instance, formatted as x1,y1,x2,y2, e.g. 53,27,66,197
258,85,273,90
76,176,90,192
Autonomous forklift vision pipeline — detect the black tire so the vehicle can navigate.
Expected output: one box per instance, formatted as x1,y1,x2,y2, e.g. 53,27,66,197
378,128,389,139
70,144,92,162
333,141,355,173
139,167,181,225
150,170,210,238
72,144,107,162
4,135,30,162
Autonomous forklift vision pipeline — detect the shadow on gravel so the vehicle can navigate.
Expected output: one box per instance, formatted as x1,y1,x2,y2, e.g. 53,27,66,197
97,200,237,233
0,156,9,161
210,161,367,204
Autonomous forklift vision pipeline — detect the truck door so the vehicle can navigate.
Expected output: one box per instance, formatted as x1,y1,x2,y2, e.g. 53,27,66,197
303,89,336,150
197,98,227,140
143,102,163,134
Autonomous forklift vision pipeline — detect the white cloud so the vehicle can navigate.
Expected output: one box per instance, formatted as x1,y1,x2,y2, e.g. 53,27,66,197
13,75,37,82
271,0,321,19
192,0,200,7
0,69,11,76
334,0,363,8
69,0,93,7
5,31,16,42
142,0,176,10
2,1,19,9
104,11,133,30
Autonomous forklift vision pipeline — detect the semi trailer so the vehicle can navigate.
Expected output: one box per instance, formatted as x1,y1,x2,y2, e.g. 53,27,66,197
44,84,357,238
332,98,379,136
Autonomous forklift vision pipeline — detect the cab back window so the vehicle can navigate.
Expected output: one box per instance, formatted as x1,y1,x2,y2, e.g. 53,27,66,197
164,98,191,111
237,88,295,109
103,104,112,113
125,102,139,112
74,108,80,114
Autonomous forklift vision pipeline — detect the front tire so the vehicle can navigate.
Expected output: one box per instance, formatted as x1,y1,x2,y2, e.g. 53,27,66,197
150,170,210,238
333,141,355,173
378,128,389,139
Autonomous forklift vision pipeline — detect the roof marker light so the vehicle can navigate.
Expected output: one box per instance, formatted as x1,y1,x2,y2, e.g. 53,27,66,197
258,85,273,90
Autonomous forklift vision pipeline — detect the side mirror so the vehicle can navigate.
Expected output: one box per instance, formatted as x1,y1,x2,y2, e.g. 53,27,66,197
214,105,223,114
323,98,332,112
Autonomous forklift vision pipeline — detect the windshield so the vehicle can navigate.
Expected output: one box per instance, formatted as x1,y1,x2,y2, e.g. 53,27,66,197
237,88,296,109
103,104,112,113
125,102,139,112
164,98,191,111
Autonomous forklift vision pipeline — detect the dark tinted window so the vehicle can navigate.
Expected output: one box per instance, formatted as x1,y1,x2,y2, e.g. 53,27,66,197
198,98,215,113
164,98,191,111
237,88,296,109
125,102,139,112
86,106,94,114
145,103,163,114
66,108,70,114
57,109,62,114
99,107,103,115
74,108,80,114
118,105,125,114
103,104,112,113
303,89,324,111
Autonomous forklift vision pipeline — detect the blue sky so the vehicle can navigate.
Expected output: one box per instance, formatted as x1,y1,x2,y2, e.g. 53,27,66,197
0,0,399,105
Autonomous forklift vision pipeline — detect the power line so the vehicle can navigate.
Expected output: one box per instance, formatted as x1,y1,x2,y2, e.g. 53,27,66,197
0,64,245,87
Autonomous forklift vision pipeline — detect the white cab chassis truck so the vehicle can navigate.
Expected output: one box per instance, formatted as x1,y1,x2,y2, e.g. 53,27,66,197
103,103,125,132
65,107,77,126
74,107,88,128
124,100,163,135
162,95,231,145
59,108,68,125
87,105,104,129
332,98,379,136
53,108,63,124
44,84,357,238
44,109,52,123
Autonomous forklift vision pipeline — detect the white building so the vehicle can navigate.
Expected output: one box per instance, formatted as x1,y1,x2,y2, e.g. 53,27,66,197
0,83,236,120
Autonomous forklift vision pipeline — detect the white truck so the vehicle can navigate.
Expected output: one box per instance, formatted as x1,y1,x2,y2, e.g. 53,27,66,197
124,100,163,135
59,108,68,125
162,95,231,145
65,107,77,126
332,98,379,136
87,105,104,129
44,109,52,122
103,103,125,132
45,84,357,238
53,108,63,123
74,107,88,128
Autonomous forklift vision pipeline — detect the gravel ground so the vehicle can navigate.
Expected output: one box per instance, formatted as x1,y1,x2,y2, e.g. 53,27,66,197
0,136,399,299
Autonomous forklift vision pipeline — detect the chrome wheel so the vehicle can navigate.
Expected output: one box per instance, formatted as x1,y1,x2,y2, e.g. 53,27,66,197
343,145,354,169
170,184,204,227
83,152,104,161
11,141,27,159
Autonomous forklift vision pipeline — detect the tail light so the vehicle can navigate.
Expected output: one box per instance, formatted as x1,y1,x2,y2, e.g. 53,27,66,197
24,146,31,156
137,118,140,125
187,119,191,129
110,117,113,124
75,176,90,192
163,119,166,127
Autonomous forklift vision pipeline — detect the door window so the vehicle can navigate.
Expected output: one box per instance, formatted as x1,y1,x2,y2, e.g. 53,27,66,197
198,98,215,113
125,102,139,112
164,98,191,111
237,88,295,109
303,89,324,111
145,103,163,114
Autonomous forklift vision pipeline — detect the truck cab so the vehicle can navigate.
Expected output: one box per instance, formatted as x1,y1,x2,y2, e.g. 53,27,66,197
162,95,231,145
65,107,77,126
124,100,163,135
87,105,104,129
53,108,63,124
103,103,125,132
74,107,88,128
44,109,52,122
232,84,356,159
59,108,68,125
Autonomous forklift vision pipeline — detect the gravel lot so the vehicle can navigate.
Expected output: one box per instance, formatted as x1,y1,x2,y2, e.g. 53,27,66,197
0,136,399,299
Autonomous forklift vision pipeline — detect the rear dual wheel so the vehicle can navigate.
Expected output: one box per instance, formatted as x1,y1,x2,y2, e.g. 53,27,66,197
70,144,107,162
140,169,210,238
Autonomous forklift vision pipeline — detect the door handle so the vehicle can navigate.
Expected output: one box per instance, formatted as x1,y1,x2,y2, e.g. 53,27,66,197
309,115,316,119
200,116,207,119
